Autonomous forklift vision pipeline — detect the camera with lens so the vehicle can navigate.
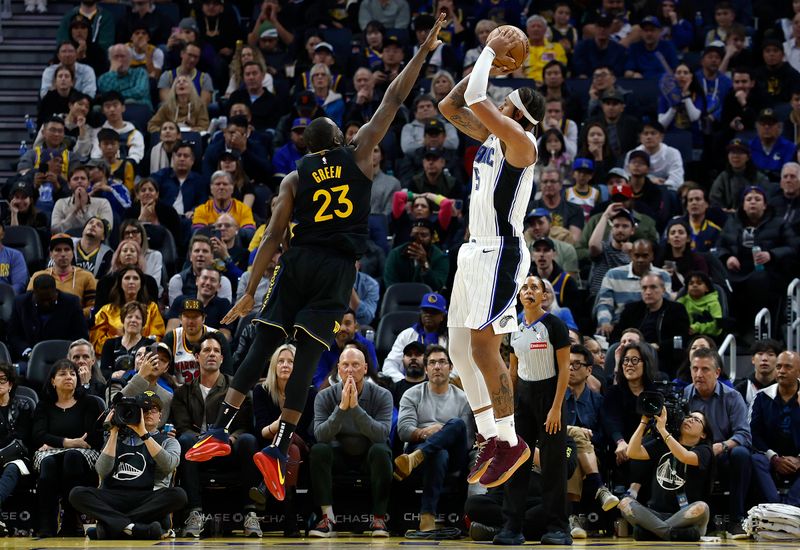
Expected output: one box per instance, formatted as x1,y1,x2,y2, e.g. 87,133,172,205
636,380,688,434
111,397,142,428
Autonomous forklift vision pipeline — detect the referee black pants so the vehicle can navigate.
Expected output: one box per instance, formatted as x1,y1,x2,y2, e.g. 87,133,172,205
69,486,187,536
502,377,568,535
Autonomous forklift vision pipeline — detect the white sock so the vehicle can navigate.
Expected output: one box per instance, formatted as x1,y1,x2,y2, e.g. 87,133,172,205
321,505,334,520
474,409,498,439
123,523,134,535
496,415,518,446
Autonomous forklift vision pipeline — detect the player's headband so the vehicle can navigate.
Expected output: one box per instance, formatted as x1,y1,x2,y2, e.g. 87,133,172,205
509,89,539,126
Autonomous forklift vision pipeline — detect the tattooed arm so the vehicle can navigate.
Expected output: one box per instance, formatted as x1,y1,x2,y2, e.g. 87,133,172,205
439,75,490,142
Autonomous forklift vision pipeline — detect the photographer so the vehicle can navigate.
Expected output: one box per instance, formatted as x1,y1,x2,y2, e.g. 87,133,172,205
383,219,449,290
108,345,175,426
620,408,712,541
70,392,186,540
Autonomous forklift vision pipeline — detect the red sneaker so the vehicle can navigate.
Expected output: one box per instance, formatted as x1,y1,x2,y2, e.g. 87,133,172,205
253,446,288,501
185,429,231,462
467,435,497,484
479,436,530,488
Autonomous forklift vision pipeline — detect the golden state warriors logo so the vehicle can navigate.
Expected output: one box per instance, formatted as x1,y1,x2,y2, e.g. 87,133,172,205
427,295,438,304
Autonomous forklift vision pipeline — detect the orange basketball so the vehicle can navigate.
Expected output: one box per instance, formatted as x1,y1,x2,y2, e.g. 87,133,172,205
486,25,529,72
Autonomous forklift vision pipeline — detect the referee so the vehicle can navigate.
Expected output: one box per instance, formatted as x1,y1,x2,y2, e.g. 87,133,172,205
498,275,572,545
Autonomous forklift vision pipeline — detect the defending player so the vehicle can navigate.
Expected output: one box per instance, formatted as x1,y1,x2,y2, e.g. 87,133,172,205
438,29,545,487
184,13,449,503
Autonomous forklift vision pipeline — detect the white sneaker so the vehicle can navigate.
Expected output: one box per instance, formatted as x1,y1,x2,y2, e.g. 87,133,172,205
243,512,262,538
569,515,587,539
596,486,620,511
182,510,204,538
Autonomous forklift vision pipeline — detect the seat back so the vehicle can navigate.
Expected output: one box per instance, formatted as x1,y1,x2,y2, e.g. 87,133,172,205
27,340,73,385
145,224,179,277
14,385,38,406
379,283,432,317
0,341,9,364
0,282,14,327
375,311,419,362
2,226,44,272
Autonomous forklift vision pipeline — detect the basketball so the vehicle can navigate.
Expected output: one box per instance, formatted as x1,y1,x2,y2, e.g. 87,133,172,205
486,25,528,72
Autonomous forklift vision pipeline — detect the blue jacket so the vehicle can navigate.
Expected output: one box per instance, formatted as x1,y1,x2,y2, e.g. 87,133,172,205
572,38,627,77
313,333,379,388
750,382,800,458
0,246,28,294
565,386,604,446
151,168,209,214
272,142,304,177
202,135,272,184
625,40,678,79
748,136,796,178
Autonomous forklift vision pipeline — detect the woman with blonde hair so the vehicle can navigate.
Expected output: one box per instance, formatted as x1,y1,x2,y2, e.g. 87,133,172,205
430,69,455,103
147,75,209,133
252,343,316,536
225,43,273,97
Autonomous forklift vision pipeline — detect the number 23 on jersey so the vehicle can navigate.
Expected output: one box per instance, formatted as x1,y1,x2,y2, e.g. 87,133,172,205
313,185,353,222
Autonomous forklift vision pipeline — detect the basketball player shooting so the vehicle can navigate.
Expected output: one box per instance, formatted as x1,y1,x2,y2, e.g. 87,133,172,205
439,27,545,488
183,13,448,503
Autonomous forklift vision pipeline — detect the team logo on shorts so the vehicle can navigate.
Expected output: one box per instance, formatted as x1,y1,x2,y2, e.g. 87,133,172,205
499,315,515,328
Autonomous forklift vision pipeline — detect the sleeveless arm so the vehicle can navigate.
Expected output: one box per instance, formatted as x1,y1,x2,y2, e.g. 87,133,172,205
439,75,490,142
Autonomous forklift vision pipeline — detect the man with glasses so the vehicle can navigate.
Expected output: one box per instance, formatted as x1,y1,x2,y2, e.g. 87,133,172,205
564,344,618,538
683,348,752,539
750,351,800,507
393,345,472,535
69,391,186,540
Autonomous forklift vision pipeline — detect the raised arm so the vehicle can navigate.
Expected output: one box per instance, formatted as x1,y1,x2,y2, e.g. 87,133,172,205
439,76,491,142
220,172,296,324
352,12,447,171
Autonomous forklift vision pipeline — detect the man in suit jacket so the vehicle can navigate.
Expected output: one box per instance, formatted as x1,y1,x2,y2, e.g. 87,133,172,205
8,273,88,361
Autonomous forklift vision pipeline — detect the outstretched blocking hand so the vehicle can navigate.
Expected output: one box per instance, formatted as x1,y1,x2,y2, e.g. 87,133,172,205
419,12,447,54
221,294,255,325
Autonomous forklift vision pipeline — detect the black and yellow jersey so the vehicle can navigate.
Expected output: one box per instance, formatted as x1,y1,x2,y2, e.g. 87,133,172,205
292,146,371,258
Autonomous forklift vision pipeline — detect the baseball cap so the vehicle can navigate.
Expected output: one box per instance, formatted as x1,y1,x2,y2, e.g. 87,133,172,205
573,158,595,172
49,233,74,251
410,218,435,231
610,208,636,224
757,108,779,124
9,180,34,199
703,40,725,57
424,119,445,134
220,149,241,160
291,117,311,131
726,138,750,154
601,88,624,103
260,27,278,39
762,37,783,51
740,185,767,201
295,90,316,112
155,342,173,361
532,237,555,250
525,207,552,221
423,147,444,159
609,182,634,199
180,298,205,315
384,35,403,49
420,292,447,313
608,167,630,182
596,13,614,27
178,17,199,33
314,41,335,55
640,15,661,28
642,120,665,133
628,150,651,167
403,341,426,356
135,390,163,411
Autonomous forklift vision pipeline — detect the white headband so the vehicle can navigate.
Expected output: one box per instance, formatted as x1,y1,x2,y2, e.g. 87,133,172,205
509,89,539,126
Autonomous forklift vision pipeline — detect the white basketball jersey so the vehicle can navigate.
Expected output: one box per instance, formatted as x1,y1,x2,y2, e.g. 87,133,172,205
468,132,538,239
172,325,218,385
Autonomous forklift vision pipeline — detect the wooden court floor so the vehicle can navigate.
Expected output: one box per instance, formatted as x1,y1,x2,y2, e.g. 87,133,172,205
0,536,790,548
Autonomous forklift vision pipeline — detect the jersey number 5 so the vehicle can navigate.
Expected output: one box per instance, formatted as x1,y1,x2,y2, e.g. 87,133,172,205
313,185,353,222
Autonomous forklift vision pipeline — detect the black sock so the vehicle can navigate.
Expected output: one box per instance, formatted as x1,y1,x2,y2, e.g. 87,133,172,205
214,401,240,431
584,472,602,497
273,420,297,455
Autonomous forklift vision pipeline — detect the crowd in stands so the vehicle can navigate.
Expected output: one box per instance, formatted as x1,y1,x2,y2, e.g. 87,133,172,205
0,0,799,541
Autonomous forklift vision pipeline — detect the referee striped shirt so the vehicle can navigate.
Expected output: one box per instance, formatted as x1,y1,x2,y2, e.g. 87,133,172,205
510,312,570,382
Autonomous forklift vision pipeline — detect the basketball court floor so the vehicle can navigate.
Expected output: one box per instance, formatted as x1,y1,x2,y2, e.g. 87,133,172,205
0,536,790,548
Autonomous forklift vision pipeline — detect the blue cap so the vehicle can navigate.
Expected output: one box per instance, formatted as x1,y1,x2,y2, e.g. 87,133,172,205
573,157,595,172
740,185,767,202
291,117,311,130
420,293,447,313
640,15,662,28
525,207,552,221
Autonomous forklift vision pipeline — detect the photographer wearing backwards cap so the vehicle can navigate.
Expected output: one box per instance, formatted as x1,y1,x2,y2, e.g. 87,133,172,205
69,391,186,540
